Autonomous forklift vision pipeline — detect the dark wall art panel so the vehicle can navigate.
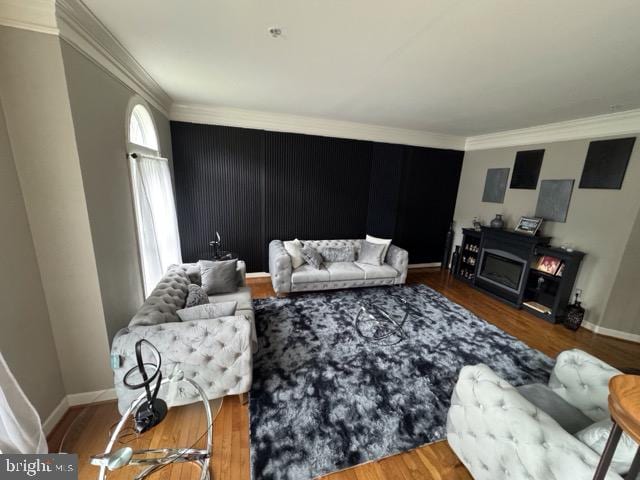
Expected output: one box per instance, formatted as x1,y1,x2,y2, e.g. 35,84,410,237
579,137,636,189
510,149,544,189
171,122,264,271
535,179,574,223
482,168,510,203
171,121,464,271
394,147,464,264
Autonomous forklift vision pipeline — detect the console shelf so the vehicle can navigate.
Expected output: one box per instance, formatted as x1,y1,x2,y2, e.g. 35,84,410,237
454,228,584,324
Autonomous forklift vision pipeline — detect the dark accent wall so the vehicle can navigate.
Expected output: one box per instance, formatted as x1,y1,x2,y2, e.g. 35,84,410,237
171,121,463,271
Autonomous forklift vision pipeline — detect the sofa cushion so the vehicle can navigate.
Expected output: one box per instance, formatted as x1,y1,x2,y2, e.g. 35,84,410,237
185,284,209,308
358,241,386,266
177,301,238,321
200,259,239,294
355,262,399,280
575,418,639,474
209,286,253,311
516,383,593,434
319,245,356,263
325,262,366,281
291,264,330,284
284,239,305,269
301,244,324,269
129,268,190,327
366,234,392,260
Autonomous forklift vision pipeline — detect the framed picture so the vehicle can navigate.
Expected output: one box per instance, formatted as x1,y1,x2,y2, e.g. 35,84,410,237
514,216,543,236
536,256,562,275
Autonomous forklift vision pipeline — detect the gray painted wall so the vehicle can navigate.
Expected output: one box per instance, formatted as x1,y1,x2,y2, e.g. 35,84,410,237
0,25,112,396
455,136,640,336
60,41,174,342
0,98,66,420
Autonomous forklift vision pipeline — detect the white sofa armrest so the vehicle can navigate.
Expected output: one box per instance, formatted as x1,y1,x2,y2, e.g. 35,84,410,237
269,240,292,293
548,349,621,421
385,244,408,284
446,364,622,480
112,315,253,414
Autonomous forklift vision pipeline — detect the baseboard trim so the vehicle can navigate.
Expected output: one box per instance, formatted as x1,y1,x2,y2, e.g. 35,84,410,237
43,388,117,436
246,272,270,278
42,397,69,436
581,321,640,344
408,263,441,269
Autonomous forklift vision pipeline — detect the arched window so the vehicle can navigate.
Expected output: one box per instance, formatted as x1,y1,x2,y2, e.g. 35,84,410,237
129,104,159,152
127,99,182,297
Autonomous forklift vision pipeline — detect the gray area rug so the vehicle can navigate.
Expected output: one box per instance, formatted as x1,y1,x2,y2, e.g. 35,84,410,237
249,284,554,479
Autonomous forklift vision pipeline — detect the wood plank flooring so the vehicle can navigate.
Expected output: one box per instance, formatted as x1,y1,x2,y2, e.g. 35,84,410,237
48,269,640,479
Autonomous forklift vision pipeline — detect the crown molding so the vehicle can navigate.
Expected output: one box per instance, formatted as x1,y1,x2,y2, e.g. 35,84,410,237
0,0,58,35
171,103,466,150
55,0,172,116
465,108,640,151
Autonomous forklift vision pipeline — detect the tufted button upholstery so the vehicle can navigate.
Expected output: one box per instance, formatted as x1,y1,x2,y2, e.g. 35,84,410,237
111,263,255,414
446,358,624,480
268,239,408,293
548,349,621,421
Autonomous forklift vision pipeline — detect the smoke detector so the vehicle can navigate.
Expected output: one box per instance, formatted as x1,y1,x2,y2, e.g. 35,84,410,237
268,27,283,38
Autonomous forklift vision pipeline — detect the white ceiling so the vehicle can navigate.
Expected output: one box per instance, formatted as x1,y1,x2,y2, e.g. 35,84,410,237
82,0,640,136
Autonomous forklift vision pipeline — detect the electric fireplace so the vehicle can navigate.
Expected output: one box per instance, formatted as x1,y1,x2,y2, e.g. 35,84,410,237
477,248,527,294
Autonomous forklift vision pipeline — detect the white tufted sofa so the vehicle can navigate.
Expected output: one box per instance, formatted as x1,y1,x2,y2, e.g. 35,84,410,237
446,349,624,480
269,239,408,294
111,263,256,414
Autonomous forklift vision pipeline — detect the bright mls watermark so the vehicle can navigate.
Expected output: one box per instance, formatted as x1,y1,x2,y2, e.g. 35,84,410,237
1,455,77,479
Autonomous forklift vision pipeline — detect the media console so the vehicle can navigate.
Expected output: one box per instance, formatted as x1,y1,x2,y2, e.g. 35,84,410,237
454,227,584,324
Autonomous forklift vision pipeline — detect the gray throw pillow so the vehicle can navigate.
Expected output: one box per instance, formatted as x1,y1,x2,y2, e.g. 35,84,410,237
358,241,386,266
185,265,201,285
320,245,356,263
177,301,238,321
185,284,209,308
199,259,239,295
301,244,323,269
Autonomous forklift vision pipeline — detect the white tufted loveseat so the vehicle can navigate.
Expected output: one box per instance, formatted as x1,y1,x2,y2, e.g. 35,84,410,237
111,262,256,414
446,349,625,480
269,239,408,294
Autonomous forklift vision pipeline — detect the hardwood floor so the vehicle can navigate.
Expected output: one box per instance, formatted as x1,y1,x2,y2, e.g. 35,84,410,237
48,269,640,479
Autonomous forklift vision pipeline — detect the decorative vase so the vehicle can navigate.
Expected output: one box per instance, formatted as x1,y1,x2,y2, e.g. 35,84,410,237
564,301,585,330
490,214,504,229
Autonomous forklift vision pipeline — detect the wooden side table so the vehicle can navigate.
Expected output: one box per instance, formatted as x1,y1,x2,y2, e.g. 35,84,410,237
593,375,640,479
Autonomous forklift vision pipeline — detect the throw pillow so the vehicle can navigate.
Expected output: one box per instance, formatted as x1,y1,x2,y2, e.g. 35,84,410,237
301,244,323,269
366,234,392,261
199,259,239,295
185,284,209,308
284,238,305,269
177,301,238,322
575,419,638,474
358,241,386,266
185,264,202,285
319,245,356,263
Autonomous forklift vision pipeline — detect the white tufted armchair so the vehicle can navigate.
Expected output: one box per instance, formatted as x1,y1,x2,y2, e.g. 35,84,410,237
447,349,625,480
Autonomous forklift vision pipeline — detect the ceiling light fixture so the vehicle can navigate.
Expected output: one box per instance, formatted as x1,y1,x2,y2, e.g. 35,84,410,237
268,27,283,38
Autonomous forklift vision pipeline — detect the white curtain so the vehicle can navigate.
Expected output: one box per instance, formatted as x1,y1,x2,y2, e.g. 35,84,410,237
131,153,182,296
0,352,47,454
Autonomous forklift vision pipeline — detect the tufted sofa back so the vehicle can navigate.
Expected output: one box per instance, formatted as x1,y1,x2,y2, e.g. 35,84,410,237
129,267,190,327
302,239,363,255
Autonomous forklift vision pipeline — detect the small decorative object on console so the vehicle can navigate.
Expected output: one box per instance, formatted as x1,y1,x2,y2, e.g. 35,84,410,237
490,214,505,229
209,231,222,258
514,216,543,235
564,291,585,330
472,217,483,231
536,255,562,275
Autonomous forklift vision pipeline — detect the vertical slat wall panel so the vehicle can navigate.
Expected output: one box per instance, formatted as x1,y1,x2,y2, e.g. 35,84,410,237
366,143,405,238
171,122,464,271
171,122,264,271
394,147,464,263
264,131,373,244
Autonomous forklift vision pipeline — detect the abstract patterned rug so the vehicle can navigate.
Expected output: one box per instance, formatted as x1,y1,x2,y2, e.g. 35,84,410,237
249,284,554,479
